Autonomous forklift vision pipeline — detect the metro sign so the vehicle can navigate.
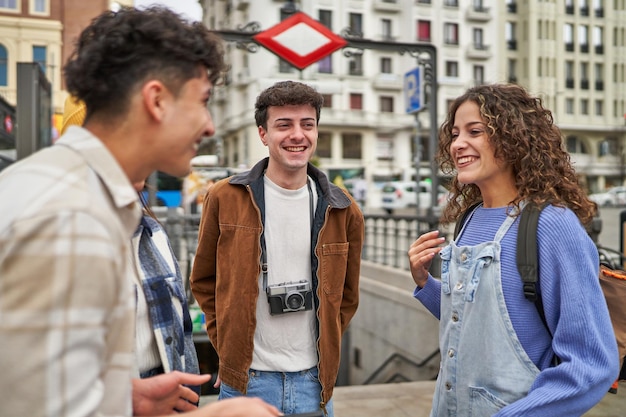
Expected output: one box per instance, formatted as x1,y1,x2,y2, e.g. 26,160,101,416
253,12,347,70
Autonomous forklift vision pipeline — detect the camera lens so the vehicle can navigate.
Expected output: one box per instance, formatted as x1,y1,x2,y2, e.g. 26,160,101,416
286,292,304,310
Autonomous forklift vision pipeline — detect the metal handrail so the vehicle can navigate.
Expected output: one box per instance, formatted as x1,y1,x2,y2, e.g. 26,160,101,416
362,350,440,385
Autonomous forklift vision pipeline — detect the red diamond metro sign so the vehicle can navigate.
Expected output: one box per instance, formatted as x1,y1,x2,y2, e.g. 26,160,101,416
253,12,347,70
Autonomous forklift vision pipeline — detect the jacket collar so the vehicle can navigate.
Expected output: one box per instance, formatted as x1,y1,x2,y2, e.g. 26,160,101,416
229,157,352,209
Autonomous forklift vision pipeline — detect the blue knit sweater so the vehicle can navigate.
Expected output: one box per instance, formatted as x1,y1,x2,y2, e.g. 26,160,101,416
415,204,619,416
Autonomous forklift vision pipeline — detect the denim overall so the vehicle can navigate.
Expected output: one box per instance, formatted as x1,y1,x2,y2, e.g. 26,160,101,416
432,207,540,416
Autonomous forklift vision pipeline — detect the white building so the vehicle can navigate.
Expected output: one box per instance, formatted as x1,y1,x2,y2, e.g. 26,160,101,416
200,0,626,207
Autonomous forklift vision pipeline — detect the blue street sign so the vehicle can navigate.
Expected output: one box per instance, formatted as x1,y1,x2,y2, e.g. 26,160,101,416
404,67,424,114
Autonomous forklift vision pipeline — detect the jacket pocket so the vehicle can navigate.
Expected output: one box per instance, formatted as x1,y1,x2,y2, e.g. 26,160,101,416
319,242,349,294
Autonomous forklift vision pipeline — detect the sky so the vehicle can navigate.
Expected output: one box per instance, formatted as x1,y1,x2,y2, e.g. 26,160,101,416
133,0,202,22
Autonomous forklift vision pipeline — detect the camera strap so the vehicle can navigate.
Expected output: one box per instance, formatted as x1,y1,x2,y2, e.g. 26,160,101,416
261,177,315,293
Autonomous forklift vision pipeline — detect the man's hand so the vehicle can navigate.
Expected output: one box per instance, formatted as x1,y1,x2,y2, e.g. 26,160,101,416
132,372,212,416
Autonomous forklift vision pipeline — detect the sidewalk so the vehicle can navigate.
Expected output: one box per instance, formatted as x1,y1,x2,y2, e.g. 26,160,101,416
201,380,625,416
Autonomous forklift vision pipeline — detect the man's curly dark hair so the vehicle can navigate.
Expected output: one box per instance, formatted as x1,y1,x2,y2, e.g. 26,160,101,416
254,81,324,129
64,6,227,121
438,83,596,225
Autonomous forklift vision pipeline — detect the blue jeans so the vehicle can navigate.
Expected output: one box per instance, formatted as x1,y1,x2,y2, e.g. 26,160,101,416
218,367,334,416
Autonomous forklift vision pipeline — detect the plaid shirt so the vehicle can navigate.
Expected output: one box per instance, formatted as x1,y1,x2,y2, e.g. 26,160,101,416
0,126,141,417
133,215,200,382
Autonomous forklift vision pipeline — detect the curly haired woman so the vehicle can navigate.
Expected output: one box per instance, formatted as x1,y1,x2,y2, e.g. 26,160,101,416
408,83,618,416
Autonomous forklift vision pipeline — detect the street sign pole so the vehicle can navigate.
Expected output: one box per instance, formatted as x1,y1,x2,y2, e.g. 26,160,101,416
405,67,425,214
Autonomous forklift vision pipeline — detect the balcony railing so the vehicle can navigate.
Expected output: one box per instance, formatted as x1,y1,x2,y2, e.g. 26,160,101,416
362,214,439,271
507,39,517,50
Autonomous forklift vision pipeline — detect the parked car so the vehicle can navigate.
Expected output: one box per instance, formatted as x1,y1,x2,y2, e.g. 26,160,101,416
381,180,448,214
589,186,626,207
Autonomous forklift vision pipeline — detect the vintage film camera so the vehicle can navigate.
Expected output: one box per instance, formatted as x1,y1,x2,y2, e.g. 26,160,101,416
266,280,313,315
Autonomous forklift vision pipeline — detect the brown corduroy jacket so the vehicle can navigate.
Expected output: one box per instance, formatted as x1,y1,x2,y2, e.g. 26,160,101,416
190,158,364,409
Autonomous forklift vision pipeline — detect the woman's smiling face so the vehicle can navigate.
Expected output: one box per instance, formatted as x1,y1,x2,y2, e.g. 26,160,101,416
450,100,514,195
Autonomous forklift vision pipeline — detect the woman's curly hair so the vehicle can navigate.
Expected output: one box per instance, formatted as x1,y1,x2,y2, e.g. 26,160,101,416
64,6,227,121
438,83,596,225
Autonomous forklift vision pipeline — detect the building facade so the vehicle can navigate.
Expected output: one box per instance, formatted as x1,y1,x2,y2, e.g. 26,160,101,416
500,0,626,192
0,0,130,122
202,0,626,208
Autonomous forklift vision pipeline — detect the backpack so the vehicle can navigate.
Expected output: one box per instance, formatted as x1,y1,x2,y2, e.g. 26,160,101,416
453,203,626,393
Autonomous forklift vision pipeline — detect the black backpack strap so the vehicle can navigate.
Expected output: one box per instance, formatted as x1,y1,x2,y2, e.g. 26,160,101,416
517,202,552,336
517,204,542,302
453,202,482,240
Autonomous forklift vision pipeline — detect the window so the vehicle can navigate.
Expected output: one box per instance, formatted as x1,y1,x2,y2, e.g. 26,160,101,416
594,26,604,54
316,132,332,158
506,22,517,50
348,54,363,76
279,59,294,73
417,20,431,42
381,19,392,40
0,0,17,10
31,0,48,14
473,65,484,85
595,63,604,90
318,56,332,74
342,133,362,159
595,100,603,116
564,23,574,51
33,45,46,74
473,28,485,49
319,9,332,29
473,0,485,10
380,57,392,74
376,136,393,161
350,93,363,110
581,99,589,115
593,0,604,16
444,23,459,45
566,98,574,114
579,25,589,53
579,0,589,15
380,96,394,113
566,135,588,153
321,94,333,108
508,59,517,82
349,13,363,37
445,61,458,77
565,60,574,88
599,137,618,156
317,10,333,73
507,0,517,13
0,44,7,86
580,62,589,89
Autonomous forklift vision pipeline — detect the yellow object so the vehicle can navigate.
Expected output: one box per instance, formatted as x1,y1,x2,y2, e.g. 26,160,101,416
61,96,87,135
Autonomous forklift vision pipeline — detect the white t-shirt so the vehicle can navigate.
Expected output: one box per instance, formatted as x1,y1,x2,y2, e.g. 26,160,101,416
250,176,318,372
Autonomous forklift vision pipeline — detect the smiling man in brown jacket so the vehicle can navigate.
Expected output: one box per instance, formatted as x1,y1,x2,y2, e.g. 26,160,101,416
190,81,364,417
